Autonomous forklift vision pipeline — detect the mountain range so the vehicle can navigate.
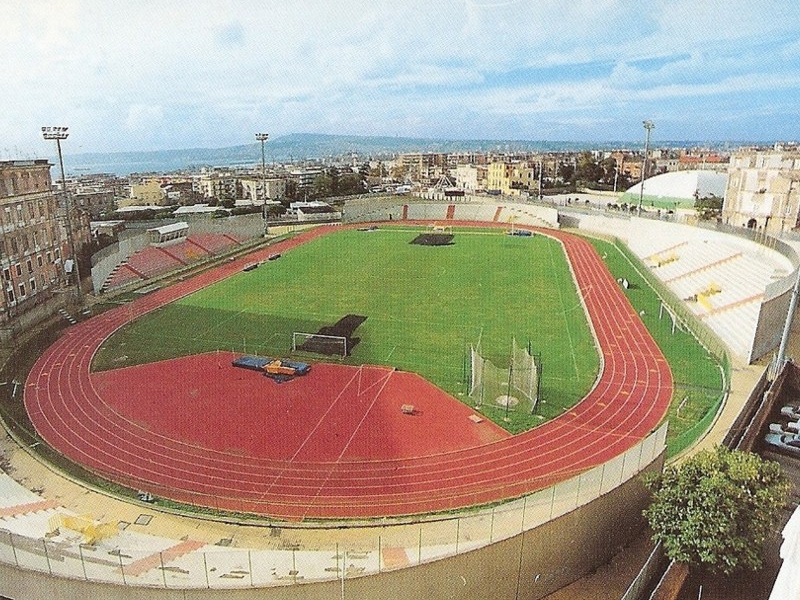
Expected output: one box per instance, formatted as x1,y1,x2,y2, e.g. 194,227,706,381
58,133,741,176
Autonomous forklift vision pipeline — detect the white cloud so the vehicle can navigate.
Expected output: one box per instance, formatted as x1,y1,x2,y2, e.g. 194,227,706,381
2,0,799,153
125,104,164,131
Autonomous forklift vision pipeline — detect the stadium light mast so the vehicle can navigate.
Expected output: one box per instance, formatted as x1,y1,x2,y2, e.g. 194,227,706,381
42,126,83,304
538,159,543,201
638,120,655,216
255,132,269,237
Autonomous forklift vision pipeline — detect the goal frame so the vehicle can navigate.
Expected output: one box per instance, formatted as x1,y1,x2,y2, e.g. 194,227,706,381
292,332,348,357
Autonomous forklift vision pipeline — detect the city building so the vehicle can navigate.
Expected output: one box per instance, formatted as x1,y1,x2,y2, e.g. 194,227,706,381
195,169,238,204
127,177,168,207
286,200,341,222
487,161,536,195
238,176,286,205
454,164,485,192
487,161,513,193
0,160,67,320
722,150,800,235
289,167,325,189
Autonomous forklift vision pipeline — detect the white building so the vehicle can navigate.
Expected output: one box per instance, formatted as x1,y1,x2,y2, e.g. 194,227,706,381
238,177,286,205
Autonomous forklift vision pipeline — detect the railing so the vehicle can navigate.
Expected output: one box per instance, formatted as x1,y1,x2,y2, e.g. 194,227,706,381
0,423,667,590
620,542,664,600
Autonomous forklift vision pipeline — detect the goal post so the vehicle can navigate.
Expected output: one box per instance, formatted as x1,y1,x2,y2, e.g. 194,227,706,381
292,332,348,357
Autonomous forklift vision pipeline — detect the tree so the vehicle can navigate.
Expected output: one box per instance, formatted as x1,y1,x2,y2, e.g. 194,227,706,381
558,162,575,184
575,151,603,184
644,446,789,575
695,194,723,221
283,179,299,205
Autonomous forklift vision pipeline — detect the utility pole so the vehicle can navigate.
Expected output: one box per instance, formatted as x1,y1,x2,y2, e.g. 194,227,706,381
638,120,655,216
538,160,543,201
255,133,269,237
42,126,83,304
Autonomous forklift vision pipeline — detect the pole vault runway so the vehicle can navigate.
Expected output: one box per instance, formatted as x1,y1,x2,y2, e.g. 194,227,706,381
25,224,672,520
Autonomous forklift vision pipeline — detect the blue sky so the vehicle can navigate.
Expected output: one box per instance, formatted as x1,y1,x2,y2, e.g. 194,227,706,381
3,0,800,156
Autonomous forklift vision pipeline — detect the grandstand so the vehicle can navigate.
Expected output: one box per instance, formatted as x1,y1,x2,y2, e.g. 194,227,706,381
622,219,792,361
343,197,559,229
101,233,242,291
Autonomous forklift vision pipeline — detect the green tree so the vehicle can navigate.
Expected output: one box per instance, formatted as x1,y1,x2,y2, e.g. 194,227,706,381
644,446,789,575
558,162,575,184
575,151,602,184
283,179,299,205
695,194,723,221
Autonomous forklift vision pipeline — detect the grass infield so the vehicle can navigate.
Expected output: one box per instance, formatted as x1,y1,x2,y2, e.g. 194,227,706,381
93,227,600,433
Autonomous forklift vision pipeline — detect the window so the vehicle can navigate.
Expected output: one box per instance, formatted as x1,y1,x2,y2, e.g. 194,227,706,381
18,282,25,298
27,259,33,274
29,278,36,293
7,288,14,303
37,255,43,267
2,268,8,281
15,264,21,277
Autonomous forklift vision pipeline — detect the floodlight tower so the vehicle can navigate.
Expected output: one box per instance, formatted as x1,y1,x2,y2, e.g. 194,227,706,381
42,126,83,303
255,133,269,236
638,120,655,216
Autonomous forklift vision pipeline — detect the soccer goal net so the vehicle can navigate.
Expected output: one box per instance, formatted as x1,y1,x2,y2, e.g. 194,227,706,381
292,332,348,357
469,339,540,414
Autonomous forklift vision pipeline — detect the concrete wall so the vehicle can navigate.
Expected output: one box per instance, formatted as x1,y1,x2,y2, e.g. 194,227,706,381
0,456,662,600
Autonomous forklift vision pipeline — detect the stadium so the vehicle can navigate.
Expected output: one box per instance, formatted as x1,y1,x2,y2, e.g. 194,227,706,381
0,197,794,599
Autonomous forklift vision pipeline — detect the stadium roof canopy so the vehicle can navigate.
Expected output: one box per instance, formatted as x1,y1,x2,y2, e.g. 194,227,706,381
621,170,728,209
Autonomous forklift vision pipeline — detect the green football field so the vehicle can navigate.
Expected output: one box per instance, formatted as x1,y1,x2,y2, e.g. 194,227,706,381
93,227,600,432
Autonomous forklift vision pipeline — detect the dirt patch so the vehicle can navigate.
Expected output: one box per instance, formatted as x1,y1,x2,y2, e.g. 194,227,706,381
495,395,519,408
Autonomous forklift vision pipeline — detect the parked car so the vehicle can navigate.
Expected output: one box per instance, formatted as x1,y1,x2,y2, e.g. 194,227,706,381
764,432,800,456
780,405,800,420
770,422,800,435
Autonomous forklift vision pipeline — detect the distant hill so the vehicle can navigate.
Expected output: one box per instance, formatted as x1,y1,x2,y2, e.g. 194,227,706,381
58,133,737,176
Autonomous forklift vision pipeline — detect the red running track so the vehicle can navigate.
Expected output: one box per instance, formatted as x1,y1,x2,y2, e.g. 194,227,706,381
25,225,672,520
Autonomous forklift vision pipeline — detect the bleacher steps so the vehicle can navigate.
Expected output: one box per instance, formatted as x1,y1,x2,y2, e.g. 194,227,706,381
58,308,77,325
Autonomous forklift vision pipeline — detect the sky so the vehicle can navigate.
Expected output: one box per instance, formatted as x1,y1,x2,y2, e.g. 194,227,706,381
3,0,800,157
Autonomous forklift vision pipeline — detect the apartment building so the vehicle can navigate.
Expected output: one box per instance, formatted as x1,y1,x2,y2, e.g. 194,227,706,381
239,177,286,205
127,178,168,207
0,160,66,320
195,169,238,203
454,164,485,192
487,161,536,195
722,150,800,235
67,173,129,218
